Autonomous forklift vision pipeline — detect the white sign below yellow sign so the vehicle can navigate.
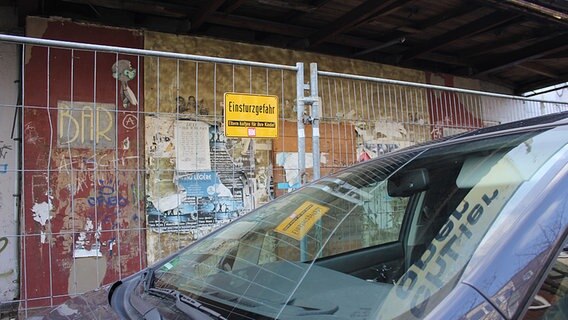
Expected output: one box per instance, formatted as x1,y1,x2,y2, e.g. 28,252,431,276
224,92,279,138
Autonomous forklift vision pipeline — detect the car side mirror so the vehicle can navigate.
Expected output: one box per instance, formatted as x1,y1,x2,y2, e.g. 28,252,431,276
387,168,429,197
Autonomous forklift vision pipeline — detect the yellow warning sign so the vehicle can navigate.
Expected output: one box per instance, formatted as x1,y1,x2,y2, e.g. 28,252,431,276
224,92,279,138
274,201,330,241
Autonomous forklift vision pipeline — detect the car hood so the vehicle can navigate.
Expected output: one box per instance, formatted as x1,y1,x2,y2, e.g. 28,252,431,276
29,285,120,320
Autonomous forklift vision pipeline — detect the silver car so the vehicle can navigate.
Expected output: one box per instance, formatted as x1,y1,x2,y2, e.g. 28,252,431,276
39,112,568,319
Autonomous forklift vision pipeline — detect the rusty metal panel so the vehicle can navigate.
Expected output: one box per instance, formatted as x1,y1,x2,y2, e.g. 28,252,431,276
21,18,146,315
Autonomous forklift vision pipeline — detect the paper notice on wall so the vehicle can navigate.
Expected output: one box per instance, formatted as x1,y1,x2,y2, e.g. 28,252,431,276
146,116,175,158
175,120,211,171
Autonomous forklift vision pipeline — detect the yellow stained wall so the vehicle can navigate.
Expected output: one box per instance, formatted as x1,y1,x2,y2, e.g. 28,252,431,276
142,31,496,263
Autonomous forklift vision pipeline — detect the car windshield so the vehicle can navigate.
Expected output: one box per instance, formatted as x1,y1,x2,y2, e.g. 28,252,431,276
149,125,568,320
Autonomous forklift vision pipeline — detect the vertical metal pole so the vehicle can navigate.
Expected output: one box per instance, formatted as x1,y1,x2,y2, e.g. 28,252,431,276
296,63,306,187
310,63,320,181
309,63,322,257
296,63,308,261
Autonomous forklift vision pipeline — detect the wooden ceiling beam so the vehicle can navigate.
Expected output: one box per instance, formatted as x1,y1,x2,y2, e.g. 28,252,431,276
206,11,388,49
515,73,568,94
307,0,413,48
542,50,568,59
348,0,410,31
351,36,406,57
416,3,480,31
375,5,478,34
474,34,568,75
190,0,226,31
256,0,318,12
207,12,311,37
61,0,191,17
402,11,520,61
517,62,561,79
221,0,247,14
459,30,557,59
480,0,568,26
282,0,334,24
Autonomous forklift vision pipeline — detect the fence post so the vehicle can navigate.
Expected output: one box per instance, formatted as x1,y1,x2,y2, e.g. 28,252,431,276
296,62,306,187
310,63,320,181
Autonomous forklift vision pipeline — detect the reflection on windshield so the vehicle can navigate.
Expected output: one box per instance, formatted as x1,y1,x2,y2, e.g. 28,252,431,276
150,128,567,320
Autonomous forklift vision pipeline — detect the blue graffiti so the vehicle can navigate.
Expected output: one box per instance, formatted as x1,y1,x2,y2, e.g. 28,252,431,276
87,179,129,208
0,164,7,173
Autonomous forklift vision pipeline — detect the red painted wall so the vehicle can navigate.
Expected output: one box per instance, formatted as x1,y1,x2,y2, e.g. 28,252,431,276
22,17,145,309
425,73,484,139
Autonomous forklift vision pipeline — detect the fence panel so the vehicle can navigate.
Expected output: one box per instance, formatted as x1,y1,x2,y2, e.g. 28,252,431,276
1,32,567,317
0,34,299,317
314,70,568,177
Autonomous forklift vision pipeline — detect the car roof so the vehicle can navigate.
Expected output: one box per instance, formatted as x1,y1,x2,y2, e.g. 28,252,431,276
336,111,568,179
393,111,568,155
457,111,568,138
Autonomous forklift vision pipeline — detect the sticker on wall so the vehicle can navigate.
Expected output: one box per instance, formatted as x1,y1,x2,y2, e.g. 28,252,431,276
224,93,278,138
112,60,138,108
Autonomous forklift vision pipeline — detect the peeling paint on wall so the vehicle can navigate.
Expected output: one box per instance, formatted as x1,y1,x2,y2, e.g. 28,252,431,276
22,17,146,309
73,218,102,258
31,199,53,244
354,119,416,161
276,152,328,189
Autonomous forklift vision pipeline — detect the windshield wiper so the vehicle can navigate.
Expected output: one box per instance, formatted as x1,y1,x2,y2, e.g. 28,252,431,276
147,286,228,320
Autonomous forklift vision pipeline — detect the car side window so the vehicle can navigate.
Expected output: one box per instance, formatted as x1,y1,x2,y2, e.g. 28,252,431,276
522,243,568,320
359,182,408,248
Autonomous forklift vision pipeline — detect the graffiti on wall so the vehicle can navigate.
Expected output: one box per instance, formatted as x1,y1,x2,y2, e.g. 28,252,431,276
58,101,116,148
0,138,16,280
112,60,138,109
21,17,146,309
0,110,17,302
0,141,12,159
87,179,129,208
0,140,11,174
0,237,12,277
355,119,414,161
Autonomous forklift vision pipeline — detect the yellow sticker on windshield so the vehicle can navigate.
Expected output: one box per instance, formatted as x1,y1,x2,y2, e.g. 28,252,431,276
274,201,329,241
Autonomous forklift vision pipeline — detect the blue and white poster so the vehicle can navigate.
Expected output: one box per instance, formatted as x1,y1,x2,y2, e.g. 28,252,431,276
147,170,245,232
178,171,219,197
146,121,253,233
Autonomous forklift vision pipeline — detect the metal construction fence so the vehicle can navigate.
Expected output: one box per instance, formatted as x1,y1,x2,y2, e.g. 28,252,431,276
310,67,568,176
0,34,566,317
